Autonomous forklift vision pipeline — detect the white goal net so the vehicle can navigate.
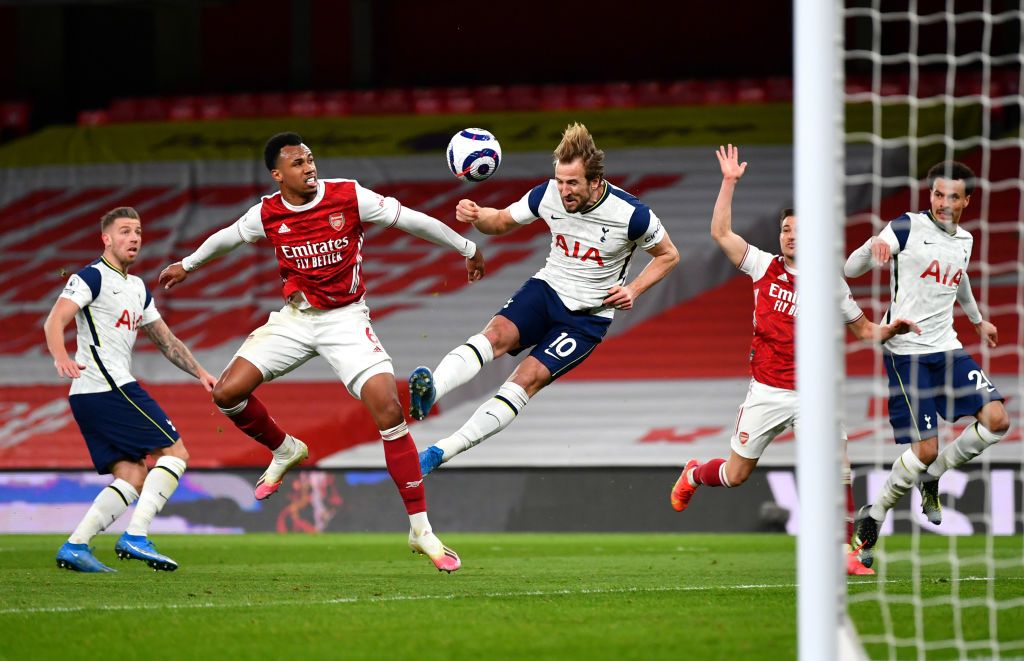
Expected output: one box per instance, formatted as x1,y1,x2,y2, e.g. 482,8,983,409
842,1,1024,659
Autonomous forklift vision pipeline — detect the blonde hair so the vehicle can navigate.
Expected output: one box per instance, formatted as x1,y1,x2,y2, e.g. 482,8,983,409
553,122,605,182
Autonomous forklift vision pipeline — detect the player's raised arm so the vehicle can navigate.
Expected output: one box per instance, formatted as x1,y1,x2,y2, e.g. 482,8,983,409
43,297,87,379
711,144,749,267
456,199,519,236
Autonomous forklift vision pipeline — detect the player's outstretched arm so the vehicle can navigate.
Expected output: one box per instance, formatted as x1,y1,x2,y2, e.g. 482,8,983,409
603,233,680,310
711,144,749,267
43,297,87,378
456,199,518,235
387,206,484,282
159,224,247,290
141,319,217,391
847,315,922,343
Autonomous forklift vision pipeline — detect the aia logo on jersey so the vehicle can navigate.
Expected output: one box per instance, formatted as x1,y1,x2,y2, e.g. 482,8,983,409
328,212,345,231
920,259,963,287
115,309,143,331
554,234,604,266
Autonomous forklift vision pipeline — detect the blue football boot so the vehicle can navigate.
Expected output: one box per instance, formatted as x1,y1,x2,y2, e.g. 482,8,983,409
408,366,437,421
114,533,178,571
56,542,115,573
419,445,444,477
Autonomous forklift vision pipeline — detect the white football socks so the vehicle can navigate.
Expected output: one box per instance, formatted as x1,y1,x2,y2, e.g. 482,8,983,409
869,448,927,522
409,511,431,536
925,422,1004,480
436,382,530,461
432,334,494,402
68,478,139,544
126,456,187,537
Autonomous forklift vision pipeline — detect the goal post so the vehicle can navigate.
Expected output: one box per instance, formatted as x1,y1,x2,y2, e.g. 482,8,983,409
794,0,848,659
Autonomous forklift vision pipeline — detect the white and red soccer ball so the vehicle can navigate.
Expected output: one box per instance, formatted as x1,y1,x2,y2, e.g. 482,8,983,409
447,128,501,182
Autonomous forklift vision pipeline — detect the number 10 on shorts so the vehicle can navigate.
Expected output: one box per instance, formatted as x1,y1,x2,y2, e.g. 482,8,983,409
544,332,578,358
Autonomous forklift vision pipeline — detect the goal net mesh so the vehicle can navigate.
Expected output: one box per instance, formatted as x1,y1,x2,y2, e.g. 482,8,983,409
842,1,1024,658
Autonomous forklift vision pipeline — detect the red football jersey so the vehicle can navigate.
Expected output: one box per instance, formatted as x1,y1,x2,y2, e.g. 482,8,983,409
238,179,399,310
741,245,797,390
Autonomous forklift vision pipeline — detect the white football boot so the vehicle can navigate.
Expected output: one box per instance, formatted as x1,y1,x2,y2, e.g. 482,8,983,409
254,435,309,500
408,528,461,573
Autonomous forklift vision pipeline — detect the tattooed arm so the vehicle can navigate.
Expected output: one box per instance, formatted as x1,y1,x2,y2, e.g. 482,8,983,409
141,319,217,391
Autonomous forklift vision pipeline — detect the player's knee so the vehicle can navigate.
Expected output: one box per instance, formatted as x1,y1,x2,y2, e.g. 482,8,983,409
981,404,1010,435
211,380,244,409
914,443,938,465
372,397,404,429
169,442,190,464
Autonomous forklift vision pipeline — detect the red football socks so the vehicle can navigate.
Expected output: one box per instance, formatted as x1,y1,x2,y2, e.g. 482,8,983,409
694,458,727,487
383,432,427,515
227,395,286,451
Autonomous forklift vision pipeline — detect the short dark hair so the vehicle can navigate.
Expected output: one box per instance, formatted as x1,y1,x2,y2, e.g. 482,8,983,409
927,161,975,196
264,132,304,171
779,207,794,227
100,206,140,232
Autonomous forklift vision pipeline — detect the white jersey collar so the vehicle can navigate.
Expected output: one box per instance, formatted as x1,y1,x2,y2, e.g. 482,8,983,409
281,180,325,212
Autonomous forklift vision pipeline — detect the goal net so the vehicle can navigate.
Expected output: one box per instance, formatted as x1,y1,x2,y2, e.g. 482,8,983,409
842,1,1024,658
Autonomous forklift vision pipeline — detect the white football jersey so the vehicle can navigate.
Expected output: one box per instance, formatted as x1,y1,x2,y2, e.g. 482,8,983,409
508,179,664,318
59,257,161,395
872,211,973,354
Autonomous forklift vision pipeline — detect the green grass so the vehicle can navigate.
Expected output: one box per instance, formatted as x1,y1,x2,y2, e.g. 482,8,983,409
0,534,1021,660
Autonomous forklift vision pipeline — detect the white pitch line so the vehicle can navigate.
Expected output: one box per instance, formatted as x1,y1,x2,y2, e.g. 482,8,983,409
0,576,1007,616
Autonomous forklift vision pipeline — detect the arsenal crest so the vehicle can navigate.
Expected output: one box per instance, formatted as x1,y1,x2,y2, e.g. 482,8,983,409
328,212,345,231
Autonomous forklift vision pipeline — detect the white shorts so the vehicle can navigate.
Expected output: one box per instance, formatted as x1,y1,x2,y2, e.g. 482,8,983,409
730,379,847,459
235,301,392,399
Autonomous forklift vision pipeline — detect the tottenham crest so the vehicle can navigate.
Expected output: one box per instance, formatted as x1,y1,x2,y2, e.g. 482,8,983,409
328,212,345,231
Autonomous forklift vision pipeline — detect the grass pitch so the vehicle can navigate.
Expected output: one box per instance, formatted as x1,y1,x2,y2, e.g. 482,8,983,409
1,533,1021,660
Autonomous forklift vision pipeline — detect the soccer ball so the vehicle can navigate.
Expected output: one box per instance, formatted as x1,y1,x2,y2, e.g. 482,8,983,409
446,128,501,182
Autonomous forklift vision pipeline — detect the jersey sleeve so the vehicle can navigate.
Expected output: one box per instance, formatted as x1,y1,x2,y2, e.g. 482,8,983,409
141,286,162,326
235,202,267,243
355,182,402,227
839,279,864,324
507,182,548,225
59,266,101,309
629,206,664,250
738,244,775,281
878,213,912,256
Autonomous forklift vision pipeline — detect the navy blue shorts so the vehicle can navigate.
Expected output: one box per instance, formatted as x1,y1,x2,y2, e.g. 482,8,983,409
884,349,1003,444
69,381,180,474
496,278,612,379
